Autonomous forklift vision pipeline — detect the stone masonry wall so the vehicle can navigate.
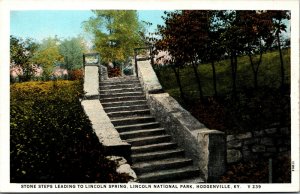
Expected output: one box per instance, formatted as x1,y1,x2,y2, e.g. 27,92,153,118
227,126,291,163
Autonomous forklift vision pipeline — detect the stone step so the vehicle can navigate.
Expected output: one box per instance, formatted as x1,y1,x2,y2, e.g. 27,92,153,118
131,142,177,154
100,77,140,85
164,177,205,183
100,87,143,95
132,149,185,163
115,122,160,133
100,92,144,98
132,157,193,174
99,76,202,183
100,95,145,103
100,83,141,90
126,135,171,146
120,128,165,140
101,100,147,108
111,116,156,126
107,109,150,118
104,104,149,113
101,79,140,85
138,166,200,183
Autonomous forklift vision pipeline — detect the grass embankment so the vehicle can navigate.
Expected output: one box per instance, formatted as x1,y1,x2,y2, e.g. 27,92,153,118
10,80,130,183
155,49,291,134
158,49,290,97
155,49,291,183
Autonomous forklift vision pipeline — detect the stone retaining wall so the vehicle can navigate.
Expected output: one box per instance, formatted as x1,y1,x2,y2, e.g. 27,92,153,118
227,127,291,163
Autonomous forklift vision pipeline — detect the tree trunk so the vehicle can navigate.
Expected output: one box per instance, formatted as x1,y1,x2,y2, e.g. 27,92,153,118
249,54,258,89
277,32,285,92
172,66,186,103
211,60,218,97
248,40,263,90
192,62,204,101
230,51,237,100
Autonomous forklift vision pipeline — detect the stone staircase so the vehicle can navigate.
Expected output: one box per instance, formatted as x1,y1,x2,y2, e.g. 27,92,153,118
99,76,202,183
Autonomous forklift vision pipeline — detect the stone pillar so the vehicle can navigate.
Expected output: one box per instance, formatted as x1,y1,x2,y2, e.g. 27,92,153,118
83,64,100,99
100,65,108,81
196,129,226,183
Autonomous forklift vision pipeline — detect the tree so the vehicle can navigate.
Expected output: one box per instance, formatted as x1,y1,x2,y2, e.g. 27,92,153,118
217,10,246,100
239,11,274,89
83,10,145,64
31,37,63,79
270,10,290,92
207,11,226,97
59,37,86,72
154,12,186,102
10,36,39,82
183,10,209,101
154,11,209,101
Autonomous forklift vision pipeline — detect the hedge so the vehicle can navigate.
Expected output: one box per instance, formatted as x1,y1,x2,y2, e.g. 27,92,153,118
10,80,130,183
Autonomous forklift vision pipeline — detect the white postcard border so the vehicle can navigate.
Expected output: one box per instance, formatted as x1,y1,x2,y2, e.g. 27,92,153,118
0,0,299,192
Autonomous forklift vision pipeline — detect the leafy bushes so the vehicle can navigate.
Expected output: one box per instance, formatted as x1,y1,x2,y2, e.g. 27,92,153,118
220,153,291,183
220,159,269,183
10,81,130,183
108,66,121,77
189,97,227,132
188,87,290,134
69,69,84,80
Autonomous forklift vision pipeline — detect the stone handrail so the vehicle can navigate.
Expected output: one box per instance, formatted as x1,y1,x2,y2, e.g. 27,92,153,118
136,60,226,182
136,60,164,98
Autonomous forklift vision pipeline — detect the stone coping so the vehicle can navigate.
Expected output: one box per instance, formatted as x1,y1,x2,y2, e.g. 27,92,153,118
148,93,226,182
137,60,163,97
81,99,129,148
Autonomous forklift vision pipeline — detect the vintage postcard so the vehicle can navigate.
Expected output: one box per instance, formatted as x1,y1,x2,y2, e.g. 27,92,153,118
0,0,299,192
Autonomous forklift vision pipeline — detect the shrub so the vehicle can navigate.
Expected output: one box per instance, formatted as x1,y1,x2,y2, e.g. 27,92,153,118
219,153,291,183
108,67,121,77
69,69,84,81
10,81,130,183
188,97,227,131
220,159,269,183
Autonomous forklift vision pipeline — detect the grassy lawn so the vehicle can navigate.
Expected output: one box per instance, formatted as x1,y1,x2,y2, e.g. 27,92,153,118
156,48,290,98
10,80,129,183
155,48,291,134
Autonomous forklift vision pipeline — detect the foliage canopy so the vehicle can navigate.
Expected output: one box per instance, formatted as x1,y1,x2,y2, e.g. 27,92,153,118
31,37,63,78
59,37,87,71
10,36,39,81
84,10,145,64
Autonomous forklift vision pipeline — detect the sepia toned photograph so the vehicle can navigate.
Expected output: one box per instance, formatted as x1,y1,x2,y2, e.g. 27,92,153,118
0,0,299,192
